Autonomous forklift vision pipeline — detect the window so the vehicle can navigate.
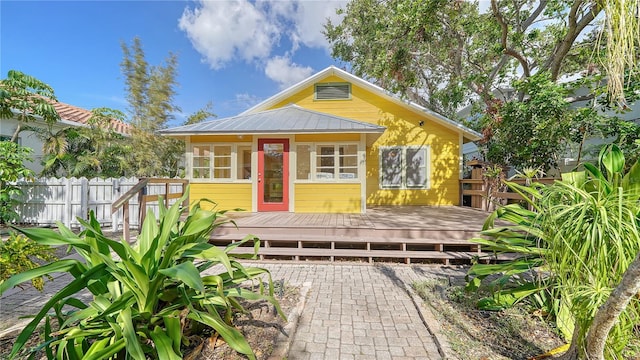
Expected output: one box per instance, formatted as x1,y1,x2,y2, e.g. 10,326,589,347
213,145,231,179
314,83,351,100
380,146,429,189
236,145,252,180
192,145,211,179
191,144,250,181
296,143,359,181
296,145,311,180
316,145,335,179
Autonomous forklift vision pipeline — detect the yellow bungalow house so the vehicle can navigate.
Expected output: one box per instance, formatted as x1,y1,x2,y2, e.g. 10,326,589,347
162,66,481,213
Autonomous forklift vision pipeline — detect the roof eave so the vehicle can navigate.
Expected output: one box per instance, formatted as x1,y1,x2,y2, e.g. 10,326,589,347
161,129,385,137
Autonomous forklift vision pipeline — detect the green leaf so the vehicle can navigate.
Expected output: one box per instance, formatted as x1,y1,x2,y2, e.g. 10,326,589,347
7,264,108,359
163,314,182,354
188,309,255,360
600,144,624,177
0,259,82,295
159,262,205,293
118,307,145,360
149,326,182,360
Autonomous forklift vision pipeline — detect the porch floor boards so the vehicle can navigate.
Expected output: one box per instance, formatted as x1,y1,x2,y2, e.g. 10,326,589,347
213,206,497,264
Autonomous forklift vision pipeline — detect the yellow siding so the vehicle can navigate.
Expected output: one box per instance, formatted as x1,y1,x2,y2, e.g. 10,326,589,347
295,183,361,213
190,183,252,212
271,75,461,206
295,133,360,142
190,135,253,143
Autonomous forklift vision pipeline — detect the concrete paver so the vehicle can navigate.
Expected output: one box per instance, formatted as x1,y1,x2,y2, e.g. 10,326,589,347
0,262,466,360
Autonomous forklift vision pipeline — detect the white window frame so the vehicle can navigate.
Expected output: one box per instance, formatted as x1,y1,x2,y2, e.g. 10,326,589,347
295,142,360,182
189,143,252,183
379,145,430,189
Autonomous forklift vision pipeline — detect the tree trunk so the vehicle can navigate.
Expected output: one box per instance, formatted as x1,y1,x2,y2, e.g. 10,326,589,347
10,123,22,143
584,251,640,359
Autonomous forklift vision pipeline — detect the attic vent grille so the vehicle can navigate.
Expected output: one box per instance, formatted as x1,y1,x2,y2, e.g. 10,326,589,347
315,83,351,100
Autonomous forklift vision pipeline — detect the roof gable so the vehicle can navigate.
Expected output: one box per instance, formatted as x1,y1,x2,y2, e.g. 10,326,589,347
242,66,481,141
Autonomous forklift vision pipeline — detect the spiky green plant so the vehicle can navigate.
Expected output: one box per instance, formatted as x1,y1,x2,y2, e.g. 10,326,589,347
0,191,283,359
467,144,640,359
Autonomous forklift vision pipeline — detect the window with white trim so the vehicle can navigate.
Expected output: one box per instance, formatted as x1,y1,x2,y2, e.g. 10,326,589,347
380,146,429,189
296,143,359,181
191,144,251,181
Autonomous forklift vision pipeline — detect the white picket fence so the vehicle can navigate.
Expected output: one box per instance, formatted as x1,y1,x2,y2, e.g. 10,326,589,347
13,177,185,229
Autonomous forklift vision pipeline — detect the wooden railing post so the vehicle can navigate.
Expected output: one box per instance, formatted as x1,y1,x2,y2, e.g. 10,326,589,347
111,178,188,240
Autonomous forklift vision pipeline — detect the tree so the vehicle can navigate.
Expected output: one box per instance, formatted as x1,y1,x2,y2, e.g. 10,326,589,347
325,0,640,172
121,37,183,177
30,108,133,178
184,100,216,125
0,70,60,142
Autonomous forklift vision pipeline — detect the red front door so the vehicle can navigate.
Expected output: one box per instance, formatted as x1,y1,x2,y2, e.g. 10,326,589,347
257,139,289,211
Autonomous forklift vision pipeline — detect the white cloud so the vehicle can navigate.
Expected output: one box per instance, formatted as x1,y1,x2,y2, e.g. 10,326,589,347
234,93,263,109
179,0,347,70
265,56,314,88
178,0,280,69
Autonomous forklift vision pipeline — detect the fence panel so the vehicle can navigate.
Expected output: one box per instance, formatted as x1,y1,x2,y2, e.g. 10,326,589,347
12,177,179,230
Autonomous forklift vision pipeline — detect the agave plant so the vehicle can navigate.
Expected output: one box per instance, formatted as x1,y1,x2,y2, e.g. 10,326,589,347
0,191,284,359
467,144,640,358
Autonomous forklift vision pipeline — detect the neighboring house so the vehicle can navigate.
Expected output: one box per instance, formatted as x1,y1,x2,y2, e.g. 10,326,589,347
0,101,130,174
162,66,481,213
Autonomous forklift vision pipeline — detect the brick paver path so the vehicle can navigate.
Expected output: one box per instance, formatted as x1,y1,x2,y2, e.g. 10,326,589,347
1,262,465,360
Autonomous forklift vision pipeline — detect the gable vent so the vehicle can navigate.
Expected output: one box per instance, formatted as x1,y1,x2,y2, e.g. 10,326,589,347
315,83,351,100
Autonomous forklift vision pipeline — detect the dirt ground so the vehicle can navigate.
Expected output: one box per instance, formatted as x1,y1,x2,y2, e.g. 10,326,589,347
413,277,566,360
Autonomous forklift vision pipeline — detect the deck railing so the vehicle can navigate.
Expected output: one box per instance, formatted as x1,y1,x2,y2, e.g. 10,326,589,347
111,178,188,240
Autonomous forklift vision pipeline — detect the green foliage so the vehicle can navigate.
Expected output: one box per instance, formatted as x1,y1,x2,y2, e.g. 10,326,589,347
0,231,57,291
184,100,216,125
0,141,35,224
0,192,283,359
325,1,606,118
32,107,133,178
0,70,60,142
121,37,185,177
466,144,640,359
480,73,577,172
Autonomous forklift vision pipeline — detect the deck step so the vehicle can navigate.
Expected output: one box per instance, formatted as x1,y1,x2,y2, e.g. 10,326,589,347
211,233,478,245
221,246,513,265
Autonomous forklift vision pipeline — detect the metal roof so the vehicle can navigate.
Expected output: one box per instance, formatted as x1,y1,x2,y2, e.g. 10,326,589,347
161,104,386,135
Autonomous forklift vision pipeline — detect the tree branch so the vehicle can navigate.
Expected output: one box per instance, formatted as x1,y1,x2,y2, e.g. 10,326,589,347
491,0,531,78
543,1,602,80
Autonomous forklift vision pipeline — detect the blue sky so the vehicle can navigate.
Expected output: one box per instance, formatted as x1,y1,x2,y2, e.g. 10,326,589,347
0,0,348,127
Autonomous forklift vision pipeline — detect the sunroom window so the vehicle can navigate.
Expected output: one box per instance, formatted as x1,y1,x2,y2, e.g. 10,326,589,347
192,145,211,179
296,143,359,181
191,144,250,181
380,146,429,189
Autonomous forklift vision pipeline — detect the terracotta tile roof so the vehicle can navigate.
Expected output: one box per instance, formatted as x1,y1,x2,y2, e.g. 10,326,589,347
52,101,131,135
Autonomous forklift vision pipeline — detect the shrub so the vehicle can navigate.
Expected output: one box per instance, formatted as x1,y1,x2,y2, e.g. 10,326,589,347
0,231,57,291
0,192,283,359
466,144,640,359
0,141,34,224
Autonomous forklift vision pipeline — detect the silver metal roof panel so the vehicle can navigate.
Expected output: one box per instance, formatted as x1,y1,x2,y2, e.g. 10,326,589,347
161,105,386,135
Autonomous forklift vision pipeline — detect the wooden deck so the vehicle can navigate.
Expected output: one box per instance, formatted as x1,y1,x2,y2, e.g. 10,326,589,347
212,206,503,264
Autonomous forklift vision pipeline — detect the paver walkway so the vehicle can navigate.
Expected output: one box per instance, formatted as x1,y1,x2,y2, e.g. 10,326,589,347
0,262,466,360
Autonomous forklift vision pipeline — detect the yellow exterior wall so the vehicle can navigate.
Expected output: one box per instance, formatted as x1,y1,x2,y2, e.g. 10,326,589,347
295,183,361,213
190,135,253,143
295,133,360,142
189,183,252,212
271,75,461,206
